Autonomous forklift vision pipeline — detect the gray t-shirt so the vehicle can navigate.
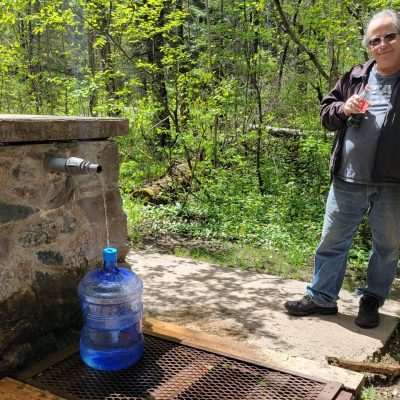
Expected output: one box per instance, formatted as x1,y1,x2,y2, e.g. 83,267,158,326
336,67,400,183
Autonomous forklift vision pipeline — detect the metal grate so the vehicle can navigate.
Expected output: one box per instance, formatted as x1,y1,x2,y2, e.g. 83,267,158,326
24,335,345,400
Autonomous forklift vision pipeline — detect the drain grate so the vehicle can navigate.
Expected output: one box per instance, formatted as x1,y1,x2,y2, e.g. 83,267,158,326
23,335,347,400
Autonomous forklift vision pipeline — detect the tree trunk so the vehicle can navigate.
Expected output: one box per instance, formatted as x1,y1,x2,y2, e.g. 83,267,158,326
98,1,120,116
87,28,97,116
19,0,43,112
245,7,265,195
146,4,171,147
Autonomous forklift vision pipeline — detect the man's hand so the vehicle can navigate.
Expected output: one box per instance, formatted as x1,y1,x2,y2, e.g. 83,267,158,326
343,94,364,116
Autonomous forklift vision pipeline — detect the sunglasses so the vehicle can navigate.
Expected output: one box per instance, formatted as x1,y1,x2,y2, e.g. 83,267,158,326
368,32,399,48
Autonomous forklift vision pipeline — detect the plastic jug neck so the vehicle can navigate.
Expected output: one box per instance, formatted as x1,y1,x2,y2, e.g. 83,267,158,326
103,247,118,272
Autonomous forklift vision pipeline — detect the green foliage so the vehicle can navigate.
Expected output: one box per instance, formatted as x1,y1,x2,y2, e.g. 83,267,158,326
0,0,377,279
173,244,311,280
123,196,146,244
118,96,169,191
0,0,377,116
360,386,381,400
126,130,332,269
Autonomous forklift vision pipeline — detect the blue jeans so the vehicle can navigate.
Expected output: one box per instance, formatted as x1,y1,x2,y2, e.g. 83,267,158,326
307,177,400,307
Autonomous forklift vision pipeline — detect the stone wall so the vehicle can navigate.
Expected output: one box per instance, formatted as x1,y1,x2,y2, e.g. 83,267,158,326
0,139,128,375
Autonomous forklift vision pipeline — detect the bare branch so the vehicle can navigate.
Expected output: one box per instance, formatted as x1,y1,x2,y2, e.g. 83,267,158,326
272,0,330,82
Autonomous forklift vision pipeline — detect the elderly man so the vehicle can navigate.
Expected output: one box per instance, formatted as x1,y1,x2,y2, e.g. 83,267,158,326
285,9,400,328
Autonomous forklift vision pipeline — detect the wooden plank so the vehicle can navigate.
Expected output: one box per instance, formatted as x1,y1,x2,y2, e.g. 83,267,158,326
327,356,400,377
144,317,326,383
144,317,288,371
316,382,343,400
335,391,354,400
17,344,78,381
143,317,364,393
0,378,66,400
151,359,219,398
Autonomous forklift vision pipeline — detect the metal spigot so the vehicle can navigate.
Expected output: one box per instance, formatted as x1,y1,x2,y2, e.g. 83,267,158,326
45,156,102,175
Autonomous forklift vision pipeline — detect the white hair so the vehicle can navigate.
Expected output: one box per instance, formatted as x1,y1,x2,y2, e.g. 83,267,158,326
362,9,400,47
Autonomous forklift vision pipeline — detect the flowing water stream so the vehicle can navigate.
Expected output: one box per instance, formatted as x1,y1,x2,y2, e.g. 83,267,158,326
99,174,110,248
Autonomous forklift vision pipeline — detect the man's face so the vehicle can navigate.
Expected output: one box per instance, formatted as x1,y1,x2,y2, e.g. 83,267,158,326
367,15,400,74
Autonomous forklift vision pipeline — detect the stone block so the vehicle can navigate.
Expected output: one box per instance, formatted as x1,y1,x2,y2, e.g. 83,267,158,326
1,343,33,371
77,195,104,224
36,251,64,266
0,117,128,375
0,237,9,258
0,202,36,224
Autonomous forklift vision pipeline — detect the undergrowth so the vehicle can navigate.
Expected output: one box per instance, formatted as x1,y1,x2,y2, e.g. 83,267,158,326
122,154,371,289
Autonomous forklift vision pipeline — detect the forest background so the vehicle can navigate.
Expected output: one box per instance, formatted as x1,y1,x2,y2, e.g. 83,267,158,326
0,0,397,291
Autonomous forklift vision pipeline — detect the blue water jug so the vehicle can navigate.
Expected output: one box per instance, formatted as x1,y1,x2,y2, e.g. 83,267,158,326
78,247,144,371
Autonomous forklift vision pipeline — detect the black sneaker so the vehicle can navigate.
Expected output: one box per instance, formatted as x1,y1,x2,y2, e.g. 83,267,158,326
284,295,338,316
355,295,380,329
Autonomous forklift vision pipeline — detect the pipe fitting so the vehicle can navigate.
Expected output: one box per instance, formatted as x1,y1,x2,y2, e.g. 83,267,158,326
45,156,102,175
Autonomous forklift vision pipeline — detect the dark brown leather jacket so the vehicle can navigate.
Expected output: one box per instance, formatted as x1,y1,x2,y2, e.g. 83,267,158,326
320,59,400,183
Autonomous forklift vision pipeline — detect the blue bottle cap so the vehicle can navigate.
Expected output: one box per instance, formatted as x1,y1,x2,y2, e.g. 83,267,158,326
103,247,118,264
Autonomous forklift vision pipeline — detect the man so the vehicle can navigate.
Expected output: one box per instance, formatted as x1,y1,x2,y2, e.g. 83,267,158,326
285,9,400,329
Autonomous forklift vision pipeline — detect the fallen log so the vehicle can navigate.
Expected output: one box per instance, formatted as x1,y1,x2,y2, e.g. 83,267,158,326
327,356,400,377
132,162,191,204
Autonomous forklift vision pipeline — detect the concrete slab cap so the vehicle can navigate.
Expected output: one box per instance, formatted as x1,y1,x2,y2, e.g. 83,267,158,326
0,114,128,142
127,250,400,391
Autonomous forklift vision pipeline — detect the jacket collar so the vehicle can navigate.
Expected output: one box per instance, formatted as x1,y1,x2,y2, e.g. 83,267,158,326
351,59,376,79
